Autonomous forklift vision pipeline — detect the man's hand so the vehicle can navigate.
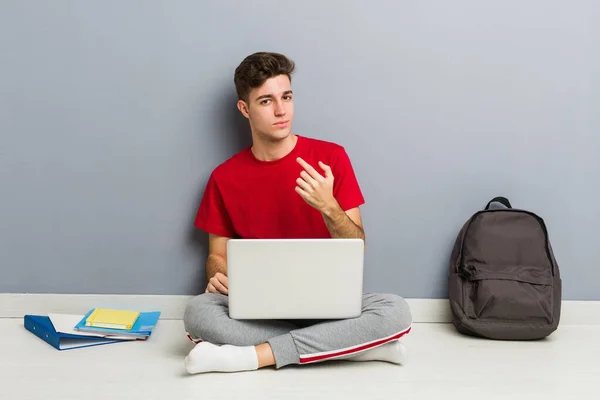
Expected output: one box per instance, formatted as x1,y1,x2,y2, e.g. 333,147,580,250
295,157,337,212
206,272,228,295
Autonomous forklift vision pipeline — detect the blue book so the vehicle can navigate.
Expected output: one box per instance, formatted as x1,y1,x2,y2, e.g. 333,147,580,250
24,315,125,350
74,310,161,339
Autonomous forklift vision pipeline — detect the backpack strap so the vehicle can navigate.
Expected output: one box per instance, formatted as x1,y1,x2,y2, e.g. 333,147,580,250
485,196,512,210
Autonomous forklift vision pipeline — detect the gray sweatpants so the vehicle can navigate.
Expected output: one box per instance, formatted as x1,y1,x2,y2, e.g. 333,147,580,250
183,293,413,368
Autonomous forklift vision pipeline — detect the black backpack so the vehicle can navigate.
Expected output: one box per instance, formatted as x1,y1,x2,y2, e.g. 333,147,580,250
448,197,562,340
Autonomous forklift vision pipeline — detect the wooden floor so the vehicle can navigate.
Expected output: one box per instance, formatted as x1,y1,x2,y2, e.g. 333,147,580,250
1,318,596,400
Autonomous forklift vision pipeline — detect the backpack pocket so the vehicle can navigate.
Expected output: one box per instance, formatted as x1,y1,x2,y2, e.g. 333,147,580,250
461,265,554,324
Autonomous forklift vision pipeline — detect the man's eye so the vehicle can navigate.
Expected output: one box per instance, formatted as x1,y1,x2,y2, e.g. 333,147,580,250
283,96,292,100
261,99,270,105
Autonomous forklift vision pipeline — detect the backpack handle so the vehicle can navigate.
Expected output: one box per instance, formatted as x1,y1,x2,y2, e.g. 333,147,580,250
485,196,512,210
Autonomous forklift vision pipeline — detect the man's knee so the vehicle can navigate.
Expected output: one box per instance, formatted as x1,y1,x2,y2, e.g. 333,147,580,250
371,293,413,336
183,293,228,340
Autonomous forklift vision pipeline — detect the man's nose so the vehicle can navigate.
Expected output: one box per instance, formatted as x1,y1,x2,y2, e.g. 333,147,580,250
274,100,286,116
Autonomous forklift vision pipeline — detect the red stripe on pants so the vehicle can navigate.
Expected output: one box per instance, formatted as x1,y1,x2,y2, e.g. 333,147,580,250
299,326,411,364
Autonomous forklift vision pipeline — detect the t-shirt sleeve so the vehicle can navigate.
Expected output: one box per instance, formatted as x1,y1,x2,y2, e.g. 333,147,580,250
332,146,365,211
193,172,236,237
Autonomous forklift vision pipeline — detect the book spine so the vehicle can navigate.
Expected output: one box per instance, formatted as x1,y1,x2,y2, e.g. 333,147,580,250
24,316,60,350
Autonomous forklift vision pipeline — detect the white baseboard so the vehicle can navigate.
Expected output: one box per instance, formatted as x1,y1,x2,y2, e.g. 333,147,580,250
1,294,598,325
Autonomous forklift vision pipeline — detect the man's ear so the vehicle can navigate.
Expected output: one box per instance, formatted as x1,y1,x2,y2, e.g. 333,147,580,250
237,100,250,119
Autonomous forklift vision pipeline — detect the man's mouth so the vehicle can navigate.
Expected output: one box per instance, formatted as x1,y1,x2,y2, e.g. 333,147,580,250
274,121,289,127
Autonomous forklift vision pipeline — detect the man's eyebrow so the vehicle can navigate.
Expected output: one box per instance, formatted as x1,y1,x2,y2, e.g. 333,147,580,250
255,90,293,101
255,94,274,101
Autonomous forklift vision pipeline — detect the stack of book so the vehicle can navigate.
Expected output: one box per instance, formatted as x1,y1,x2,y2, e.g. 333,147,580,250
74,308,161,339
24,308,161,350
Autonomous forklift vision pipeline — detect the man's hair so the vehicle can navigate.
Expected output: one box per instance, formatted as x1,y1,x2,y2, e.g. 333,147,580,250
234,52,295,102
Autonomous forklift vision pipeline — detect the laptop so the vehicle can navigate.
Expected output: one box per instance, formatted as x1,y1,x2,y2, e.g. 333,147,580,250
227,238,364,320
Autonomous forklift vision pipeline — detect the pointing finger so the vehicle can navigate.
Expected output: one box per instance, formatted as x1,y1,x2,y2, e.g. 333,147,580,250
297,157,324,181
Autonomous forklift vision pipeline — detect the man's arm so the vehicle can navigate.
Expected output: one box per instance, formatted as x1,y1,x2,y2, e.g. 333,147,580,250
206,253,227,281
321,205,365,240
295,157,366,244
205,233,230,294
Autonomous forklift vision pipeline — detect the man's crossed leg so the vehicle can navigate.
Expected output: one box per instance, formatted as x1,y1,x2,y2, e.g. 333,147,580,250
183,293,412,373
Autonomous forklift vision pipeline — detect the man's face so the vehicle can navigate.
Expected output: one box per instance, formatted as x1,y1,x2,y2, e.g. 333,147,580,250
238,74,294,142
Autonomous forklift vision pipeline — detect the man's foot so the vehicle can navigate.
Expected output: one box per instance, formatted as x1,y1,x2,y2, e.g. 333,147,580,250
185,342,259,374
341,340,406,364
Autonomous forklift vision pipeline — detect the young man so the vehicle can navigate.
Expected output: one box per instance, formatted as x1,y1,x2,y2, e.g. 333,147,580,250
183,52,412,374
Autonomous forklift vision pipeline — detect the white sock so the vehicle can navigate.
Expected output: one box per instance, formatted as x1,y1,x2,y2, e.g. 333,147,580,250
184,342,259,374
341,340,406,364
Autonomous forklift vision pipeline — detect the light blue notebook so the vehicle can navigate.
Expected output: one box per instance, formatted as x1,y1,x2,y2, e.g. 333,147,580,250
74,310,161,339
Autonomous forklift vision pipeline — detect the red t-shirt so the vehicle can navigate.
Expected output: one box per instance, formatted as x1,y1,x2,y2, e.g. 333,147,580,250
194,135,365,239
